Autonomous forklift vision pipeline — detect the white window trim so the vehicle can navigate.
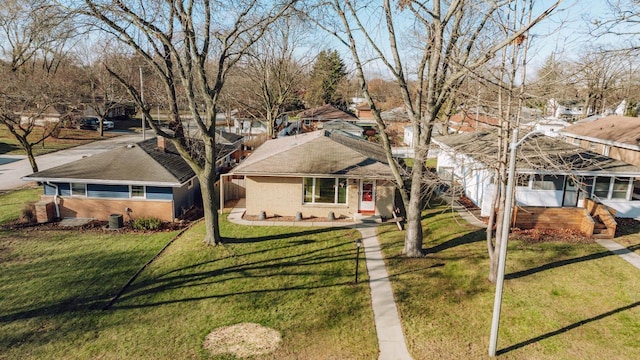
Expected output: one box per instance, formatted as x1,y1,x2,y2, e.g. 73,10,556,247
70,183,86,197
593,176,633,201
303,177,348,205
130,185,146,199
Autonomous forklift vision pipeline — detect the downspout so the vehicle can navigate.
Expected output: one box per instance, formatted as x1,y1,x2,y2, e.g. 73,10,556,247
47,181,61,218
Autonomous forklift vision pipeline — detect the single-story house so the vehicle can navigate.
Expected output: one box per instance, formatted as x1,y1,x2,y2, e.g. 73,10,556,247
227,130,397,220
434,131,640,220
320,119,364,138
446,110,500,133
23,137,200,222
297,104,358,130
560,115,640,167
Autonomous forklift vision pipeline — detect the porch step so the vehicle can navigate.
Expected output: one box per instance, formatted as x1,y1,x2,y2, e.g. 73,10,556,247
354,213,382,223
592,232,614,240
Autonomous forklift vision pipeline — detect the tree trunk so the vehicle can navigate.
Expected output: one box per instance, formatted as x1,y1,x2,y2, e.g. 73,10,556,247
26,146,38,173
199,167,222,246
403,150,425,257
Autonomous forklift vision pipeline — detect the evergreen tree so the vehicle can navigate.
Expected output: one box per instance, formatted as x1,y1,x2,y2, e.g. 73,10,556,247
305,50,347,107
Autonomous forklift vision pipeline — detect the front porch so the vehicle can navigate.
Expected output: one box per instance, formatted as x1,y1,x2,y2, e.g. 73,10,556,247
512,199,617,239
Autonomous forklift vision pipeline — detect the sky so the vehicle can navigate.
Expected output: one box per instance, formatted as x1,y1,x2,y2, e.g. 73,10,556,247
307,1,634,80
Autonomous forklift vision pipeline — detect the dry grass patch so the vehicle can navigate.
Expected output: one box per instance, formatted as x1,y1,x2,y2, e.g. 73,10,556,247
203,322,281,357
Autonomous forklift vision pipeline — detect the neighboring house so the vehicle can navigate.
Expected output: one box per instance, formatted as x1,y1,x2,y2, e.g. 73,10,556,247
446,110,500,133
82,101,137,120
546,98,585,120
380,107,412,147
532,117,571,137
226,130,397,220
23,137,200,222
214,131,245,169
320,119,364,137
434,131,640,221
560,115,640,167
297,104,358,130
355,102,374,121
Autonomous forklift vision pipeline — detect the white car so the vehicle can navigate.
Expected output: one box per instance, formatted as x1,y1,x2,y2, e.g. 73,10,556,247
103,119,115,130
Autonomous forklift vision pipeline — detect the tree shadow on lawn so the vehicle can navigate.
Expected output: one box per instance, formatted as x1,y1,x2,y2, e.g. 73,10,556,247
166,227,355,277
0,142,21,155
505,243,640,280
222,226,349,244
112,239,358,309
423,229,485,254
497,300,640,356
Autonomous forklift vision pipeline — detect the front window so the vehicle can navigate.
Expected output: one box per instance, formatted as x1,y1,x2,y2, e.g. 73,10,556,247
131,185,145,198
532,175,564,190
71,183,86,196
632,178,640,201
303,178,347,204
611,177,630,199
594,177,611,199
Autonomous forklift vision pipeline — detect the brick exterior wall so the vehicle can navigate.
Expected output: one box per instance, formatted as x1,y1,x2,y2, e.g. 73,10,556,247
40,196,175,222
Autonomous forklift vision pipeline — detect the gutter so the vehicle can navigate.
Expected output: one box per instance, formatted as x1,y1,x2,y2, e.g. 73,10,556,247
47,181,61,218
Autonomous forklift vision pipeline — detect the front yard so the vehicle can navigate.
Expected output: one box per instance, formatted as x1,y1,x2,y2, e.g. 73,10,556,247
0,127,119,156
1,188,639,359
378,203,640,359
0,190,376,359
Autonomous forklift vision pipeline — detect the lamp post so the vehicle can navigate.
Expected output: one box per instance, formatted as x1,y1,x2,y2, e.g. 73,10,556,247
489,128,542,357
355,239,362,284
139,66,146,140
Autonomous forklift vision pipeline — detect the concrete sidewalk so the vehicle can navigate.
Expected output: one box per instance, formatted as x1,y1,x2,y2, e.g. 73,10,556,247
227,204,412,359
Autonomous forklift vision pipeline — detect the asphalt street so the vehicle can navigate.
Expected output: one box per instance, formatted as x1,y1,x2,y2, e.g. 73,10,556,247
0,132,145,192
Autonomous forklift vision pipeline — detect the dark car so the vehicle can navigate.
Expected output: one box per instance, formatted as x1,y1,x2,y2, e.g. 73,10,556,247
78,117,99,130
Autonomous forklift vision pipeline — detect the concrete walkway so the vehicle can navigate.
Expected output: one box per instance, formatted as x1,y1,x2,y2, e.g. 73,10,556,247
358,223,413,360
227,203,412,360
596,240,640,270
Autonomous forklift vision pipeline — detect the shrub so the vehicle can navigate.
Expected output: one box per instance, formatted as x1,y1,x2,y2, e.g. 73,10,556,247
21,204,36,223
131,217,163,231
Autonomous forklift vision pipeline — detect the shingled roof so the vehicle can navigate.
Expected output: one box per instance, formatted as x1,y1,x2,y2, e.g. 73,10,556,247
561,115,640,148
232,130,393,179
297,104,358,122
25,138,196,186
434,131,640,175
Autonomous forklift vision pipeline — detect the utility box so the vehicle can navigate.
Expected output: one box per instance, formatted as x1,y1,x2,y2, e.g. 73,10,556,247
109,214,124,229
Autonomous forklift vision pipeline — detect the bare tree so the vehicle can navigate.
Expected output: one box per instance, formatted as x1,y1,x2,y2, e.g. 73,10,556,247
309,0,562,257
77,0,297,245
0,0,77,173
229,17,308,138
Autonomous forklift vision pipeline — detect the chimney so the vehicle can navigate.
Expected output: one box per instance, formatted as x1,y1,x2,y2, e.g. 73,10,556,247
157,136,166,153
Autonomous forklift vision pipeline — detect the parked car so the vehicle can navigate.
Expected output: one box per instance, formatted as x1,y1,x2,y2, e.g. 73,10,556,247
103,119,115,130
78,117,99,130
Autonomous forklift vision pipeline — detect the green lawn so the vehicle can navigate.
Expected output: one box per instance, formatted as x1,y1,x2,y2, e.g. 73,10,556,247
0,187,41,224
378,204,640,359
0,127,118,156
0,189,376,359
4,187,639,359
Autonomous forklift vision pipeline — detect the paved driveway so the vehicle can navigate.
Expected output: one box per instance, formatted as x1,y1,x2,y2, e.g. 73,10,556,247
0,132,145,191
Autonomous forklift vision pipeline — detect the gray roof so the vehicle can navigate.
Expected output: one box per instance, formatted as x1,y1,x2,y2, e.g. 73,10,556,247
434,131,640,175
561,115,640,147
24,138,196,186
298,104,358,122
321,119,364,132
232,130,393,179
